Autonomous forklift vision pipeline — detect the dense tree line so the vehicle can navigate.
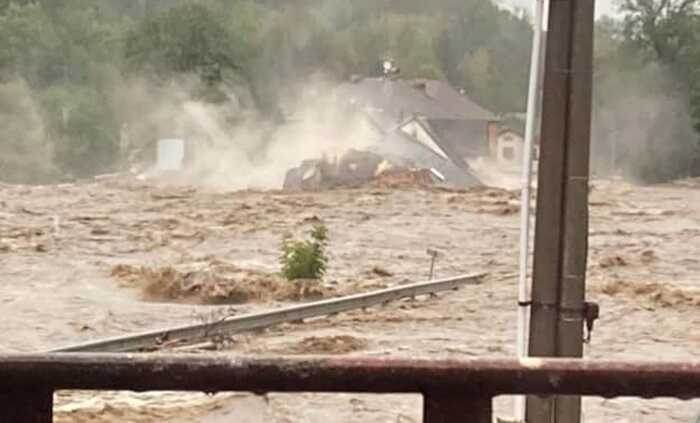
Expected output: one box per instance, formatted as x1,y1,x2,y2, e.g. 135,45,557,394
0,0,698,183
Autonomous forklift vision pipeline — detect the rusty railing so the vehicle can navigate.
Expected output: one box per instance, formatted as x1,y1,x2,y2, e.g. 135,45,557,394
1,354,699,422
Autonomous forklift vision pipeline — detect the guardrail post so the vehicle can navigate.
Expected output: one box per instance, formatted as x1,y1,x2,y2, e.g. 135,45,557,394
0,390,53,422
423,394,492,423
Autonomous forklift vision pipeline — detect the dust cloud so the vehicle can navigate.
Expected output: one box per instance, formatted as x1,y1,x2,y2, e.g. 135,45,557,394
83,67,388,190
168,74,382,190
0,79,55,183
591,63,697,183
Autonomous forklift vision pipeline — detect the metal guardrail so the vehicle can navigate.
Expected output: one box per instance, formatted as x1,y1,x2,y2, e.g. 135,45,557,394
1,355,699,422
50,273,485,353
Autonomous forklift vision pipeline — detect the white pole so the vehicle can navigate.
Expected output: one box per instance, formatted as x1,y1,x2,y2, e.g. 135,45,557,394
514,0,546,421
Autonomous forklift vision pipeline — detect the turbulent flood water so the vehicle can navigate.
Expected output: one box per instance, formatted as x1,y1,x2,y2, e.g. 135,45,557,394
1,177,698,422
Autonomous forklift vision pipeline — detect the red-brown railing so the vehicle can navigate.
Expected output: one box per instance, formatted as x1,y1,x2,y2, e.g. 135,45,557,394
1,354,698,422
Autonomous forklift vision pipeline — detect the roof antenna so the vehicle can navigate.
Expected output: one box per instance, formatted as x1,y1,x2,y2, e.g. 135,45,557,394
382,58,400,79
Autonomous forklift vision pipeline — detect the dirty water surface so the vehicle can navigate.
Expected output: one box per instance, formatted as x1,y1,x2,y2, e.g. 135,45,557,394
0,177,698,422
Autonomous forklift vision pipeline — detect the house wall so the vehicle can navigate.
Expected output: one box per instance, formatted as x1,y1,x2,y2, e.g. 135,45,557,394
496,131,525,164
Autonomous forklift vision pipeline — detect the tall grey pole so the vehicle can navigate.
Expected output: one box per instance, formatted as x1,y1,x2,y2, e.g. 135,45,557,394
526,0,595,421
513,0,546,420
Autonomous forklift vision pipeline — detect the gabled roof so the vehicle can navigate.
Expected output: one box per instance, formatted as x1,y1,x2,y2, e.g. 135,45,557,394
337,78,457,120
498,127,524,137
416,79,498,121
336,78,496,122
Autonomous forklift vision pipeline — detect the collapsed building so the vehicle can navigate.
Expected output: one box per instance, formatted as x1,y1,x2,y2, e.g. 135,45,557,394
282,149,446,190
284,77,502,190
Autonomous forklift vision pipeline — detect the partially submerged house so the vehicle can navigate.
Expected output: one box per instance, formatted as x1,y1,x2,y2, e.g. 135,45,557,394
281,111,481,190
491,115,539,168
283,76,540,190
331,77,500,188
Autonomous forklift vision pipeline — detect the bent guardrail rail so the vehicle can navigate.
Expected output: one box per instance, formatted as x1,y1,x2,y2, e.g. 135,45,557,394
50,273,485,353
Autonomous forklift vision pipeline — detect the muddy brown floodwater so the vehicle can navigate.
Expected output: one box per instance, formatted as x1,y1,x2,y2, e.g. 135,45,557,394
1,177,698,422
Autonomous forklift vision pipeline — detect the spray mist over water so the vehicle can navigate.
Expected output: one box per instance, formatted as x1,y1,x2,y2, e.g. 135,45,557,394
592,63,697,183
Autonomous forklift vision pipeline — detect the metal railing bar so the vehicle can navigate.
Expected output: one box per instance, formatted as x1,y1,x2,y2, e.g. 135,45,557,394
1,355,698,398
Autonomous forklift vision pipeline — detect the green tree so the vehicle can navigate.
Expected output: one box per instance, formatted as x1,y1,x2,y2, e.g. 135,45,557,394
0,3,59,86
125,2,239,78
41,84,119,178
620,0,698,64
280,225,329,281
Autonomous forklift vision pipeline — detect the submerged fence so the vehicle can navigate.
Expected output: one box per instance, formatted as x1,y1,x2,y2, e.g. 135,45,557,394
1,354,698,422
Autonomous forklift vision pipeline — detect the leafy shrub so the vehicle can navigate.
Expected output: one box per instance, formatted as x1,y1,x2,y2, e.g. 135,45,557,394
280,224,329,281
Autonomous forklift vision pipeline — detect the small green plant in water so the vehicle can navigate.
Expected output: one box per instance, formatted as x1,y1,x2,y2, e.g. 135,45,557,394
280,225,329,280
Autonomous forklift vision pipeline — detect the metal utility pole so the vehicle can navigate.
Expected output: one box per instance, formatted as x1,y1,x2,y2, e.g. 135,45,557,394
526,0,595,421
